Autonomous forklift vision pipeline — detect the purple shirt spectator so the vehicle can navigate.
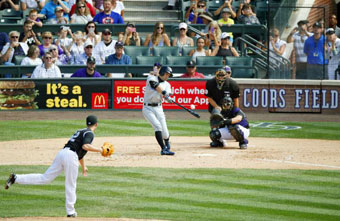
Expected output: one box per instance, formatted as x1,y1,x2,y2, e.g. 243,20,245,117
71,68,102,77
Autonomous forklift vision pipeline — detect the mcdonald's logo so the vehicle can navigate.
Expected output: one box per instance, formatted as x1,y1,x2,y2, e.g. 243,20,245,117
92,93,108,109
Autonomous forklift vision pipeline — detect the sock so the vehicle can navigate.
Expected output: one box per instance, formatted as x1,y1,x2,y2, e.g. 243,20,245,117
155,131,165,149
164,138,170,150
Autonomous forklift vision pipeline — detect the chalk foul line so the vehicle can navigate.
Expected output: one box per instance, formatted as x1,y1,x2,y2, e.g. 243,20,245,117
259,158,340,169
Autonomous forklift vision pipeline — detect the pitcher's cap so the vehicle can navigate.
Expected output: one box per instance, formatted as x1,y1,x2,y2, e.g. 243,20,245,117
86,115,98,125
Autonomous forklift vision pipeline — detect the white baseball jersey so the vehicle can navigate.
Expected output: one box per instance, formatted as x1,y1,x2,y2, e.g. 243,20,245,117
143,75,171,104
93,40,117,64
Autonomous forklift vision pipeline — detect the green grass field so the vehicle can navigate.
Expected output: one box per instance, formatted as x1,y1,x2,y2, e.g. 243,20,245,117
1,119,340,220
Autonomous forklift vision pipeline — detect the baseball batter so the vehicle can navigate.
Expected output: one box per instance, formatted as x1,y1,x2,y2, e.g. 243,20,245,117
142,66,175,155
4,115,104,217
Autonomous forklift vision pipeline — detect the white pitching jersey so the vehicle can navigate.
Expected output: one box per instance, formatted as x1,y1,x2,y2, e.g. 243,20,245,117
143,75,172,104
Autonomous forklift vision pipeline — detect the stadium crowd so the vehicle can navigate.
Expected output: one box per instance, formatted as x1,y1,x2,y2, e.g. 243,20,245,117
0,0,339,79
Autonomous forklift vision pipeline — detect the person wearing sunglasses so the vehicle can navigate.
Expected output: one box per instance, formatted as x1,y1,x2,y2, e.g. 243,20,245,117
38,31,63,57
69,0,96,18
122,22,140,46
180,60,205,79
84,21,101,47
93,0,124,24
172,22,194,51
0,31,29,77
211,32,239,58
144,22,170,48
31,52,62,78
185,0,207,24
70,2,93,24
93,28,117,64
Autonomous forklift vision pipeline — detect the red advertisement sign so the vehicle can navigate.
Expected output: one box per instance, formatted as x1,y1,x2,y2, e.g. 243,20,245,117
92,93,108,109
114,80,209,110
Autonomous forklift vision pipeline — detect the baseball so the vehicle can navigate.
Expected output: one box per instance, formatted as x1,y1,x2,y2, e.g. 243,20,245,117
190,104,195,110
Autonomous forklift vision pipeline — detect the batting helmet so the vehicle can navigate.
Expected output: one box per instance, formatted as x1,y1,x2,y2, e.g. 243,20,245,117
159,66,173,77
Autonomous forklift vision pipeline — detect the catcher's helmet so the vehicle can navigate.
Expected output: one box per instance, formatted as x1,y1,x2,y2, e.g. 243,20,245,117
159,66,173,77
222,96,233,111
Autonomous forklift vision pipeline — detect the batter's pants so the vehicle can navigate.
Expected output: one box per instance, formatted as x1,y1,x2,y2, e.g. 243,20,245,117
15,148,79,215
142,105,169,139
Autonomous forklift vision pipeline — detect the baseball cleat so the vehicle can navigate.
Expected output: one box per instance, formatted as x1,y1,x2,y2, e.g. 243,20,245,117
210,141,224,147
67,212,77,217
240,143,248,149
161,148,175,156
4,173,16,190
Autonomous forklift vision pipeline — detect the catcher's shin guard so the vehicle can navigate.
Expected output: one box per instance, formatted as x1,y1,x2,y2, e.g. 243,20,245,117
209,129,223,147
229,125,245,143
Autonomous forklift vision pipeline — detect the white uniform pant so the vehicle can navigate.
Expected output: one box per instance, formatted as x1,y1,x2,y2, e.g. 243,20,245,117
218,125,250,144
15,148,79,215
142,105,169,139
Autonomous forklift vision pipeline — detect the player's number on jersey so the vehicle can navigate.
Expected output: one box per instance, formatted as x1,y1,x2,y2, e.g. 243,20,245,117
69,131,80,142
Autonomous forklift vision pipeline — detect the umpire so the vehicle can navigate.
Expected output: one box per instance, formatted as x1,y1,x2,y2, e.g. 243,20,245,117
205,66,240,113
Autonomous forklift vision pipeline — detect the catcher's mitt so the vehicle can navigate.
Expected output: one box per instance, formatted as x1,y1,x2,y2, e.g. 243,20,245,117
210,113,225,129
101,142,114,157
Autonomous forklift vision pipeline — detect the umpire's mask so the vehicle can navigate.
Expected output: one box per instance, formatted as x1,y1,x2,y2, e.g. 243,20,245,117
215,69,227,90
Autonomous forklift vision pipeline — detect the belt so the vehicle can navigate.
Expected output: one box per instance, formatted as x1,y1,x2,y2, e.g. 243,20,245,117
64,147,76,152
144,103,161,107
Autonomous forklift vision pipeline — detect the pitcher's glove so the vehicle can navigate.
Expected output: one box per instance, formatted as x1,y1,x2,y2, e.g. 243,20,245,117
101,142,114,157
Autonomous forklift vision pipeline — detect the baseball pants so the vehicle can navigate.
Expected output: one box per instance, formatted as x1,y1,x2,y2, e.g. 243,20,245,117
15,148,79,215
142,105,169,139
218,125,250,144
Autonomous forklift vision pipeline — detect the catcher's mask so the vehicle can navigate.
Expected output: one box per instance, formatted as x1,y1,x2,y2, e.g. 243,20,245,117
222,96,233,111
215,69,227,90
159,66,173,77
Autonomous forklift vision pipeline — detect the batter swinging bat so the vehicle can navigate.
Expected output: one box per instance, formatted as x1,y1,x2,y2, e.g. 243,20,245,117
172,100,200,118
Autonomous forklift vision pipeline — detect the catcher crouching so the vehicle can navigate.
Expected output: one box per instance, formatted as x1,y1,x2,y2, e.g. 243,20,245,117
209,95,250,149
4,115,113,217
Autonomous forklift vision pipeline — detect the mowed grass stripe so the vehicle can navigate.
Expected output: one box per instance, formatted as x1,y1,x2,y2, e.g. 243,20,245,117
2,166,340,220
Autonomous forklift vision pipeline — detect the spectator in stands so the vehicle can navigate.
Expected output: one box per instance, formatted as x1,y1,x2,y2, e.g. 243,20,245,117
223,65,232,78
325,28,340,80
31,52,62,78
70,1,93,24
304,22,328,79
150,62,162,76
237,4,260,25
63,31,85,61
46,6,69,24
93,28,116,64
144,22,171,48
217,7,235,43
111,0,125,19
236,0,252,18
21,45,43,78
198,12,214,35
26,9,43,27
55,26,73,49
71,56,102,77
93,0,103,12
0,0,19,11
84,21,101,46
38,0,70,21
0,32,9,52
0,31,28,67
269,28,286,64
328,14,340,38
122,22,141,46
206,21,222,49
21,0,45,11
50,44,70,65
172,22,194,50
72,40,100,64
70,0,96,17
105,41,131,64
180,60,205,79
213,0,236,19
38,31,63,57
185,0,207,24
287,20,312,79
189,37,210,61
19,20,41,47
163,0,176,10
93,0,124,24
211,32,239,58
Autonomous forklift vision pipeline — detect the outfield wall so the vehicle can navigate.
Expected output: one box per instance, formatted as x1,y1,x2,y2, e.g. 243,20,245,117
0,79,339,114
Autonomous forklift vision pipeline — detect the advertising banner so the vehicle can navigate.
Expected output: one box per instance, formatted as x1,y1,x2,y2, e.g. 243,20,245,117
114,80,209,110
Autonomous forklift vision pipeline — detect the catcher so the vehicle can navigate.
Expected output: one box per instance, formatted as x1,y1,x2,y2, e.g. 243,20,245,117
4,115,114,217
209,95,250,149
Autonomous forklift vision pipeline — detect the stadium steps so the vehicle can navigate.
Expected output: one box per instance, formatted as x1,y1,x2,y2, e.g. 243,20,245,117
124,0,180,24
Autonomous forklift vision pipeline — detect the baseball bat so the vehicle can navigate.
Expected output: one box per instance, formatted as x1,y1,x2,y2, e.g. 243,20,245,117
172,100,200,118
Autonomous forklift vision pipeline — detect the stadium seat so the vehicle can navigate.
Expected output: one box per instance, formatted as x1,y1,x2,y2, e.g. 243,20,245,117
0,18,19,23
153,46,180,57
196,56,223,66
0,9,22,18
136,56,163,65
124,46,150,64
165,56,192,65
225,57,255,78
182,46,196,56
